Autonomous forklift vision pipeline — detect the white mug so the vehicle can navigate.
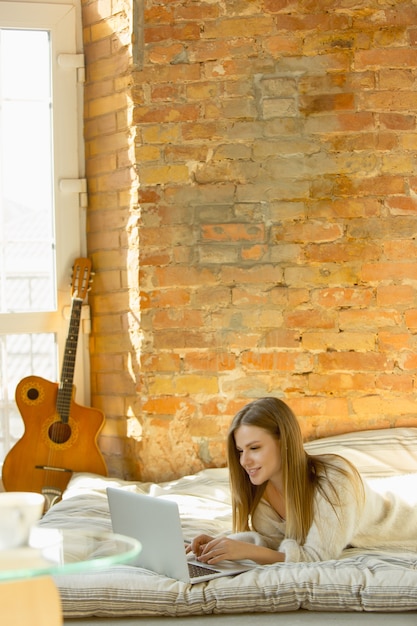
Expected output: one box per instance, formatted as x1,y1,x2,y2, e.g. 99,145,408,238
0,491,45,550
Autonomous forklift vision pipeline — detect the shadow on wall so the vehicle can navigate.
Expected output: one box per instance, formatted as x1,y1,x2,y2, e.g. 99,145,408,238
88,1,417,483
82,0,143,480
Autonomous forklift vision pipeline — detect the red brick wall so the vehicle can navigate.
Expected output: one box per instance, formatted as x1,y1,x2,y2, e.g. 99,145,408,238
83,0,417,482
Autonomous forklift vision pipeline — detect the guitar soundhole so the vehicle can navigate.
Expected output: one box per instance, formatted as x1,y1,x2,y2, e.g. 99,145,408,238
27,387,39,401
48,421,72,444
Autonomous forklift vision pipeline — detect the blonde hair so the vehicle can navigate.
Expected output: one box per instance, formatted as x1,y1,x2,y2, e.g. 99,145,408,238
227,397,363,544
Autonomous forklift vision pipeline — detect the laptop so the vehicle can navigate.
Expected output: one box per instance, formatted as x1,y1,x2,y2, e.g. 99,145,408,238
106,487,254,584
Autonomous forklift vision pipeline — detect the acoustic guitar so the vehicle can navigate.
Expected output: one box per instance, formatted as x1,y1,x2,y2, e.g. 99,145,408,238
2,258,107,509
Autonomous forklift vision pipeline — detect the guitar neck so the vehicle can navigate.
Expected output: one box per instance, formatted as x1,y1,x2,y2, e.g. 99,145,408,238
57,297,83,423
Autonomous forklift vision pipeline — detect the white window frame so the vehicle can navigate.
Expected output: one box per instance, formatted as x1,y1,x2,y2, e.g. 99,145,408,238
0,1,88,406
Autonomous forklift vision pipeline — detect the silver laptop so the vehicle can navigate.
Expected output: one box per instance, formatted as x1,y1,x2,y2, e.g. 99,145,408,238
106,487,254,584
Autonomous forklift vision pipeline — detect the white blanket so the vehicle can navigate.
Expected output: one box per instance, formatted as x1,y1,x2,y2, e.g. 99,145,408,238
38,428,417,617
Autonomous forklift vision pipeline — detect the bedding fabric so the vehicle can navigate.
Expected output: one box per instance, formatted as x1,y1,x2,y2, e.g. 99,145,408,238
38,428,417,617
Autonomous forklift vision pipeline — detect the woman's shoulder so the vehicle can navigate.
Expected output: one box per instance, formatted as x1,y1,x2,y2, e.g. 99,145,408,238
312,452,359,475
312,453,364,501
307,452,361,488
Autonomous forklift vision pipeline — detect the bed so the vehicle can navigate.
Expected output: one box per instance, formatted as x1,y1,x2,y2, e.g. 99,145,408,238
38,427,417,619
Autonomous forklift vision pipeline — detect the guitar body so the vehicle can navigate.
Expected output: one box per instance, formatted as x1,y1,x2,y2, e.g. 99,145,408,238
2,375,107,500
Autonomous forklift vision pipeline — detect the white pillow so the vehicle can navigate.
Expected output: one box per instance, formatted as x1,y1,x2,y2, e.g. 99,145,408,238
304,427,417,478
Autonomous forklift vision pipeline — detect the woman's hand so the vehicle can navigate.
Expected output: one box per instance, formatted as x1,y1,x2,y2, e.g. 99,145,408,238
198,536,254,564
187,534,254,564
187,533,286,565
185,534,214,557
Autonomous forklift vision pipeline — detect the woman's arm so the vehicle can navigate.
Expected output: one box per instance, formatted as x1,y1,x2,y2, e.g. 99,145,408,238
187,534,285,565
188,461,364,564
279,463,364,562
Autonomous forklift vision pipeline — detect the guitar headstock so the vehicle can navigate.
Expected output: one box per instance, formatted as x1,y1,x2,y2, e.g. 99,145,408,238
71,257,93,300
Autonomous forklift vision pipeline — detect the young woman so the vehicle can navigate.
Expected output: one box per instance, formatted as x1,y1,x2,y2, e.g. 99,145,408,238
187,397,417,564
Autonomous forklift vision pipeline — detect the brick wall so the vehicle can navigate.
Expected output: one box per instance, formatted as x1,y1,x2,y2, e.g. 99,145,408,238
82,0,417,482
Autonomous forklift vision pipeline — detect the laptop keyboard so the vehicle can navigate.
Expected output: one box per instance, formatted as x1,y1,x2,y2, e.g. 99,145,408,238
188,562,221,578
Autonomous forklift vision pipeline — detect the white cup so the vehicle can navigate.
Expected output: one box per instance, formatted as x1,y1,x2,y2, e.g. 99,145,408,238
0,491,45,550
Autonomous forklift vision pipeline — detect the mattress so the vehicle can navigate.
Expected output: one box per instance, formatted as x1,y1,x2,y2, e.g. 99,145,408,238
39,427,417,617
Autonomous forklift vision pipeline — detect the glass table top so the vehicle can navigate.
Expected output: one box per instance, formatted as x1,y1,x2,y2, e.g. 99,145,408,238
0,526,141,582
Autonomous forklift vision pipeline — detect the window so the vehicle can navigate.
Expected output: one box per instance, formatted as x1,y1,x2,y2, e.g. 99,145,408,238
0,1,87,465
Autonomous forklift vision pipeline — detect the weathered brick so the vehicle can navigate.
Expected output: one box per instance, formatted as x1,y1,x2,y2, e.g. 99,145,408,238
202,16,273,39
319,351,392,372
135,145,161,162
152,309,205,330
197,244,239,264
308,373,376,393
174,4,220,21
134,104,200,124
378,332,413,351
144,23,201,44
405,309,417,330
154,266,218,288
300,93,355,115
83,0,417,483
339,309,402,330
263,34,302,56
274,221,343,243
363,262,417,282
139,164,190,185
201,223,265,242
302,332,375,352
380,112,416,130
377,285,416,307
376,373,414,392
316,287,373,309
356,48,417,69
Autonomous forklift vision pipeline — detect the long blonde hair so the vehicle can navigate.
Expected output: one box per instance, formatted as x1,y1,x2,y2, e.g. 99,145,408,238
227,397,362,544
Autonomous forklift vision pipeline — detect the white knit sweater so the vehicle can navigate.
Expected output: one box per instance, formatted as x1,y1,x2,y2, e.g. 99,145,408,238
245,458,417,562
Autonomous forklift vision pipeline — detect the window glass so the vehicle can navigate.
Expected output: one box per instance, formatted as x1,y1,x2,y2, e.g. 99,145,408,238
0,1,86,467
0,333,57,459
0,28,56,314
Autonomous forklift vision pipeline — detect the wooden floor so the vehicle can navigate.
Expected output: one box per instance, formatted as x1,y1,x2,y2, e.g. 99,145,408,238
65,610,417,625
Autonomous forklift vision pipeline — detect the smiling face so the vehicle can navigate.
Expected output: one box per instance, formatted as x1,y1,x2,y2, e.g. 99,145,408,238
234,424,282,488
